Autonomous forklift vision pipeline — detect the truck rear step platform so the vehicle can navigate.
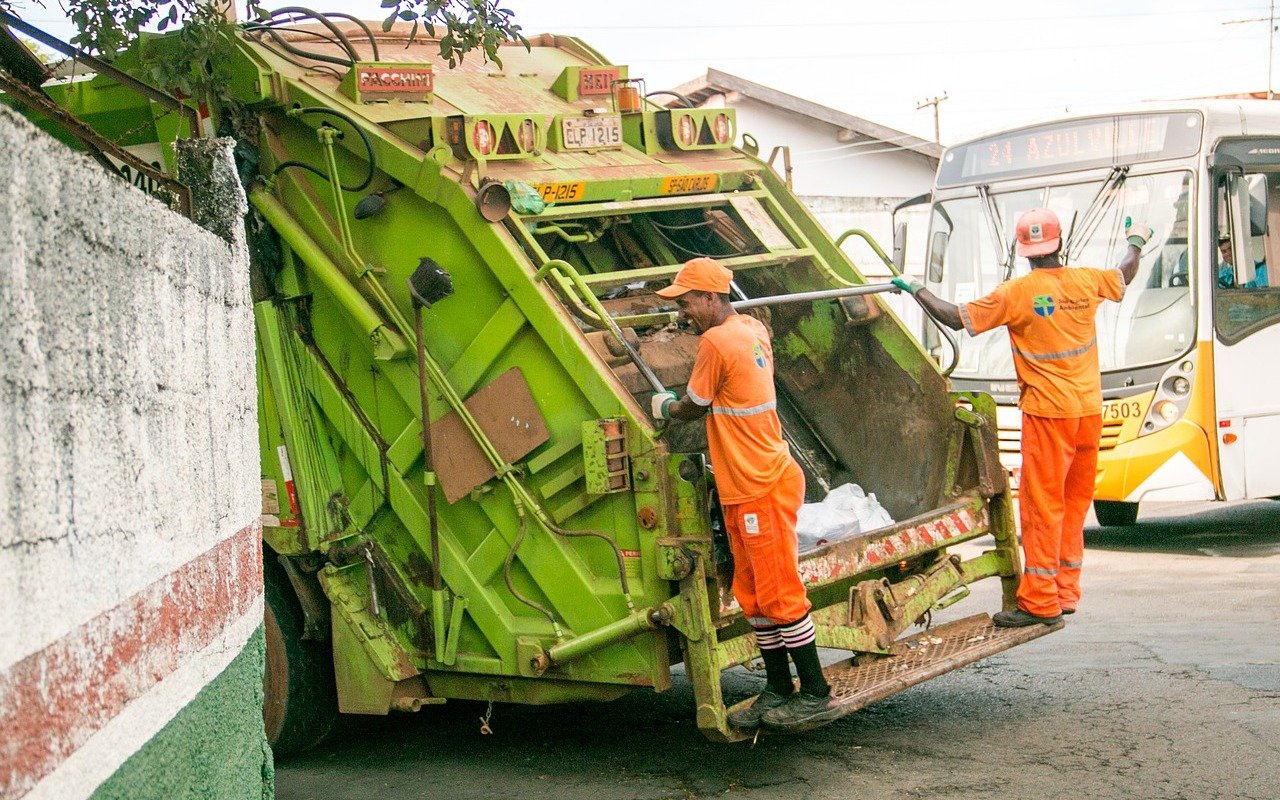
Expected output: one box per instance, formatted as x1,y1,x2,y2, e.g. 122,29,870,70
774,613,1062,733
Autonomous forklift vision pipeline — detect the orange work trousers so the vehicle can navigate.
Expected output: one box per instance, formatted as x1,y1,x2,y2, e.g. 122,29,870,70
1017,413,1101,617
723,459,811,626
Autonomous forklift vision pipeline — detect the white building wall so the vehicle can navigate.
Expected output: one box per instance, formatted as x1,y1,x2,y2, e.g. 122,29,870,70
701,94,937,338
724,96,938,198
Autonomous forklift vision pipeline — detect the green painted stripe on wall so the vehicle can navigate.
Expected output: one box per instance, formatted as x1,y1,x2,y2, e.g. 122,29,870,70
91,626,274,800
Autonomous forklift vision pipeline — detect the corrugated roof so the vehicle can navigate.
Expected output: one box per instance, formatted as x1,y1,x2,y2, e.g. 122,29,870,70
669,68,942,160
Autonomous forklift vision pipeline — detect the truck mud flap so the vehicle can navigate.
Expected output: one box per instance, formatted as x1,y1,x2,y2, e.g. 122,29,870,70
809,613,1060,732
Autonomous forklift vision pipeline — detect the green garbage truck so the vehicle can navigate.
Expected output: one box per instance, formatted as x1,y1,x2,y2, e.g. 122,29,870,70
1,8,1060,753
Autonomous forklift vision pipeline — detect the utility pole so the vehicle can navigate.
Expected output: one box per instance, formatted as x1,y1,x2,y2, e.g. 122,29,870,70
917,92,949,143
1225,0,1277,99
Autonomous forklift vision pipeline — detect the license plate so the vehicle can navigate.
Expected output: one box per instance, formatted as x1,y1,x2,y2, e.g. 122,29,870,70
660,173,718,195
561,115,623,150
533,181,586,203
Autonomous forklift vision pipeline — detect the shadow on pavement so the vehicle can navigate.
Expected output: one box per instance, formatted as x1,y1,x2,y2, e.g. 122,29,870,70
1084,499,1280,558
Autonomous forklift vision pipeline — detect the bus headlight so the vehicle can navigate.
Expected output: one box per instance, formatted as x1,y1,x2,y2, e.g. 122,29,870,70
1139,354,1195,436
1152,400,1180,423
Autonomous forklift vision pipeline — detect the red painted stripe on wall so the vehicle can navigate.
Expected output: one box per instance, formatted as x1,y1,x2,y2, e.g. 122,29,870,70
0,523,263,800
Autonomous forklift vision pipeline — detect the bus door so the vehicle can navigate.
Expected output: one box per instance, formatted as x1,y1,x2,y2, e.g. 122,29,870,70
1211,149,1280,499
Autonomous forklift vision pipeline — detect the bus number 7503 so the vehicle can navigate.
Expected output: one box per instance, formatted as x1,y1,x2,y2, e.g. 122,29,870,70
1102,400,1143,421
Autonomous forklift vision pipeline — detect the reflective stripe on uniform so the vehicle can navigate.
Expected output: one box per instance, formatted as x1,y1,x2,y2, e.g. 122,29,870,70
1024,566,1058,576
1060,559,1083,569
1013,337,1097,362
687,386,712,407
710,400,777,417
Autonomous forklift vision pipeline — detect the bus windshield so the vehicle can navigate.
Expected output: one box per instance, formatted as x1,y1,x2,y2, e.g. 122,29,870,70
927,170,1193,380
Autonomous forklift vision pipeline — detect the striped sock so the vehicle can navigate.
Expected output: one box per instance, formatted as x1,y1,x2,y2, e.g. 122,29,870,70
778,615,816,648
780,615,830,698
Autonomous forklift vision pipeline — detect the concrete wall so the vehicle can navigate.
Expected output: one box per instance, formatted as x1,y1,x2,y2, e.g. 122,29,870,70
0,106,269,799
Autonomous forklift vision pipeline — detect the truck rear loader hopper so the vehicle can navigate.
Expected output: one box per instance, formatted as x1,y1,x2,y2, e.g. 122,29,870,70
0,9,1061,752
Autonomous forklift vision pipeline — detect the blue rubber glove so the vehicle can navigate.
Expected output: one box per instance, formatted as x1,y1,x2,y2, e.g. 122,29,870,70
650,391,678,420
891,276,924,295
1125,216,1153,248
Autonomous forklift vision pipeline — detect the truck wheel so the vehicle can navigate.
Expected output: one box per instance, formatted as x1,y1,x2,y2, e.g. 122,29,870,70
263,560,337,758
1092,500,1139,527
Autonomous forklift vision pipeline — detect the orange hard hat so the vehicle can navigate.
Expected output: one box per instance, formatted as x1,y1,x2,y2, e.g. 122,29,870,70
1015,208,1062,258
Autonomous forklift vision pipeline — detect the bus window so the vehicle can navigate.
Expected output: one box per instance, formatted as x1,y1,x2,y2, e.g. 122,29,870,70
1214,172,1280,343
929,172,1193,379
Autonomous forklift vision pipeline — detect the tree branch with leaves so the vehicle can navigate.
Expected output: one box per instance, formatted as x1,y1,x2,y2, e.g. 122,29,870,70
2,1,525,64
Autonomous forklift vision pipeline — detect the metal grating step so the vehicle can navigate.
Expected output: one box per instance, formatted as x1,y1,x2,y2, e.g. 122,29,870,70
816,613,1061,728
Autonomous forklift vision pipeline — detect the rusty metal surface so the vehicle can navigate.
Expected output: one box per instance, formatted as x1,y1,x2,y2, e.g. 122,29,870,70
822,613,1062,718
795,500,987,590
431,367,551,503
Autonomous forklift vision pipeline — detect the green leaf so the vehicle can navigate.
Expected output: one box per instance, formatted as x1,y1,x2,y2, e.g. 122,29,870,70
380,0,398,6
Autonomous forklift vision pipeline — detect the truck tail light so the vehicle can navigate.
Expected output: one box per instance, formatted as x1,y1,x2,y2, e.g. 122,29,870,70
472,120,494,155
517,118,537,152
677,114,696,147
713,113,731,144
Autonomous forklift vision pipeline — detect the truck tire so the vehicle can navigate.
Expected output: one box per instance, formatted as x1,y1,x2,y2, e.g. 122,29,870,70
1093,500,1139,527
263,560,337,758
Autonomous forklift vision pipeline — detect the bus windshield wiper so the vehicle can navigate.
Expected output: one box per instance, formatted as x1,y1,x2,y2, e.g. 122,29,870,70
976,184,1015,279
1062,166,1128,264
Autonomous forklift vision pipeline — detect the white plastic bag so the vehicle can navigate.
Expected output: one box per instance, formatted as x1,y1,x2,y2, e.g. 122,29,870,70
795,482,895,551
796,502,860,550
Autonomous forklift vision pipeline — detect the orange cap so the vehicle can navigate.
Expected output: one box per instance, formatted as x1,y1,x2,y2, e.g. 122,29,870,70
655,257,734,298
1015,208,1062,257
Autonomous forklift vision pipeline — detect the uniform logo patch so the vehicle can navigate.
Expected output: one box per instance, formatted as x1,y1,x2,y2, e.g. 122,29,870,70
1033,294,1056,317
753,343,766,368
1028,222,1044,242
743,512,761,535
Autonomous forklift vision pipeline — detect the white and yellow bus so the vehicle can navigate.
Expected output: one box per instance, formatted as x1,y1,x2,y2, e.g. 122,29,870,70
908,101,1280,526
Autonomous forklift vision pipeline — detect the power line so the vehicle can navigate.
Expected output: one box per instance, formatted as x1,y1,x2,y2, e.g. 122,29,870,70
605,32,1262,63
531,5,1273,31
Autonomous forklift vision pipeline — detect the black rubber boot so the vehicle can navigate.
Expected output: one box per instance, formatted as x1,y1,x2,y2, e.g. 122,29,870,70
993,608,1063,627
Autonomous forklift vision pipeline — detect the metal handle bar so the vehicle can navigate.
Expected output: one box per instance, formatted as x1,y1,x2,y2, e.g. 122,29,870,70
732,283,960,377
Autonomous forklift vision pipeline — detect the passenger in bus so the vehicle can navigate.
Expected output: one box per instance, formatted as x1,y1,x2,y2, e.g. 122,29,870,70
1217,235,1269,288
650,257,837,732
892,208,1147,628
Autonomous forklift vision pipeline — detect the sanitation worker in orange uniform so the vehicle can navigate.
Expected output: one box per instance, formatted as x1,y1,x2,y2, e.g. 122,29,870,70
894,209,1149,627
650,257,836,731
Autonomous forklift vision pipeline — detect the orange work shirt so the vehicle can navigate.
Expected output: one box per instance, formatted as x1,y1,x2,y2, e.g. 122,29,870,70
961,266,1125,418
686,314,792,504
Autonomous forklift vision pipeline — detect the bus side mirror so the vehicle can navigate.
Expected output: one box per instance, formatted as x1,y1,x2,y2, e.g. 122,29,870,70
927,231,949,283
892,222,908,271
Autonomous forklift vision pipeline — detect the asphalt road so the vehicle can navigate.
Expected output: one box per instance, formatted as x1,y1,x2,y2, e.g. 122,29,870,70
276,500,1280,800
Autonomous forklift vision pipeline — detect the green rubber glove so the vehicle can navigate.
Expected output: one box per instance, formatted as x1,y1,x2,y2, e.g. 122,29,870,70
650,390,678,420
891,276,924,295
1125,216,1153,248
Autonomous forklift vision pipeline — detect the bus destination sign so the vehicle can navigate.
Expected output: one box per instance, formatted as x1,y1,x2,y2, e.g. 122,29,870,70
937,112,1202,187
